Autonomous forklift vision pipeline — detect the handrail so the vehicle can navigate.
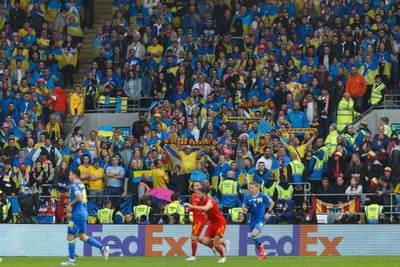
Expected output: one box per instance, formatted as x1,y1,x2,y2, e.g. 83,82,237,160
89,96,153,113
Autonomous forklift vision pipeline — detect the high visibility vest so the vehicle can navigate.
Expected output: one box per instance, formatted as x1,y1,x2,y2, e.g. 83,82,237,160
2,202,11,222
138,182,151,195
365,204,383,224
276,185,294,200
337,98,355,131
164,201,185,224
219,179,239,196
97,208,113,224
384,125,392,137
114,211,125,224
318,146,330,172
261,181,278,197
369,83,386,105
288,160,304,184
228,207,243,223
343,133,355,154
133,204,151,221
309,156,323,180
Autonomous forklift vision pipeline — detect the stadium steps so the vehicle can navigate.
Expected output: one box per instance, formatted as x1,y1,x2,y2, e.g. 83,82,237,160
67,0,113,130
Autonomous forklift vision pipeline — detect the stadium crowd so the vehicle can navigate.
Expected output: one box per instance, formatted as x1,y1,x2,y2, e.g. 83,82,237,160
1,0,400,225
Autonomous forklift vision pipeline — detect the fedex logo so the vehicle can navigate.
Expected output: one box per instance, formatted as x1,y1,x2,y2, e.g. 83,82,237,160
239,225,343,256
84,225,189,257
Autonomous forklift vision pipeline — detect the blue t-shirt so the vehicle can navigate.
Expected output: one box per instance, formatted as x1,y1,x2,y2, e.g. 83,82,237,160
70,181,88,221
243,192,272,223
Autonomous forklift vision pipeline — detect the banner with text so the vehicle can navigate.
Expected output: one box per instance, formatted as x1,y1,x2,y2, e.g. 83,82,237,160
0,225,399,257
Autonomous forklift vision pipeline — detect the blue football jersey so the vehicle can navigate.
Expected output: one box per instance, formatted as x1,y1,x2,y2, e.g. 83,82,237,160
243,192,272,223
70,181,88,221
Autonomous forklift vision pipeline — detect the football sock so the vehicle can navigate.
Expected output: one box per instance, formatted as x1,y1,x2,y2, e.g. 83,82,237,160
86,237,103,249
251,234,262,248
191,240,198,256
216,245,225,257
68,239,76,260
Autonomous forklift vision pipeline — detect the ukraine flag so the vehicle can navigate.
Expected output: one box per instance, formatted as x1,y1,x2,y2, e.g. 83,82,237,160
133,170,153,183
98,126,113,138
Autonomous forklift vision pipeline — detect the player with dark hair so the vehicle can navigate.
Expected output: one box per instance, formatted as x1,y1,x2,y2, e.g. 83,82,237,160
242,182,275,260
184,186,230,263
61,168,110,266
186,181,208,260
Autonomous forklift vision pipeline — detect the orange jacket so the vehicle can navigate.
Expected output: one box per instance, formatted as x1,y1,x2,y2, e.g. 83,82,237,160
345,74,367,97
45,87,68,112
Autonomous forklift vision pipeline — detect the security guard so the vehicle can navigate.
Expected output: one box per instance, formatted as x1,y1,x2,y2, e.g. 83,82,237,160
217,170,245,213
368,75,386,106
0,191,12,223
274,175,294,200
164,192,185,224
97,200,114,224
261,173,279,198
307,152,324,193
228,207,244,223
286,153,305,186
133,196,153,224
365,195,384,224
337,93,357,131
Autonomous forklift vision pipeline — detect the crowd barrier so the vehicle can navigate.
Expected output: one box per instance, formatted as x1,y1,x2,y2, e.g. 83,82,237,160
1,224,400,257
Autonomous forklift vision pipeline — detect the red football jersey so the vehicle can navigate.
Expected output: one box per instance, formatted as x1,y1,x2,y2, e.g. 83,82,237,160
190,193,207,222
198,196,226,224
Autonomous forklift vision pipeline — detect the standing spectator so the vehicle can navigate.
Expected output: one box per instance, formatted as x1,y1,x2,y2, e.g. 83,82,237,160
0,160,17,196
345,66,366,113
89,158,105,206
32,137,63,168
45,83,68,134
68,126,85,159
388,138,400,186
105,156,125,206
69,86,84,126
61,34,78,88
151,159,169,188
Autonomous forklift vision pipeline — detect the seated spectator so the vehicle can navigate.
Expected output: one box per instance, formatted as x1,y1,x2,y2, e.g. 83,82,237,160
295,201,317,224
345,177,363,198
333,176,348,204
55,193,70,224
315,177,334,203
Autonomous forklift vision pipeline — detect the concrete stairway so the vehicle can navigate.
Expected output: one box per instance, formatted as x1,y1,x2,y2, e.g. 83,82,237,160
67,0,113,130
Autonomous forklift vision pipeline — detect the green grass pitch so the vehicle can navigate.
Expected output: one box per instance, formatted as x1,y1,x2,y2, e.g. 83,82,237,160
1,256,399,267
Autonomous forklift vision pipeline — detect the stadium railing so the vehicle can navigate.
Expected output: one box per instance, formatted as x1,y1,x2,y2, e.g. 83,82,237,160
85,96,153,113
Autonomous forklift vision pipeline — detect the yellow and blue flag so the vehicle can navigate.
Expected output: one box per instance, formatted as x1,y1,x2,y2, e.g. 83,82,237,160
98,126,113,138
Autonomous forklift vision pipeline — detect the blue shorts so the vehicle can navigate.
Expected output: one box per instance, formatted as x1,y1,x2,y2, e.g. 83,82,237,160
68,220,87,235
250,220,265,232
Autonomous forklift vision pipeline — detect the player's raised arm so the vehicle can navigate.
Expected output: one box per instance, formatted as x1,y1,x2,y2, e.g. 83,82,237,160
184,202,213,211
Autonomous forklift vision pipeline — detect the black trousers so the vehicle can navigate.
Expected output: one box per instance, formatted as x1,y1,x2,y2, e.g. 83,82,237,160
84,0,95,29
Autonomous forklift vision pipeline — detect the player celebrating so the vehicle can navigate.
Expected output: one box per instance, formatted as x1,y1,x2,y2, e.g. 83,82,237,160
186,181,208,261
242,182,275,260
61,169,110,266
184,186,230,263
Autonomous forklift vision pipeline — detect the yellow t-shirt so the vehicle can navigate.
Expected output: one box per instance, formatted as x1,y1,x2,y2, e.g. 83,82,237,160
147,44,164,64
90,167,105,191
152,168,169,188
179,151,198,174
288,144,307,159
79,165,94,185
